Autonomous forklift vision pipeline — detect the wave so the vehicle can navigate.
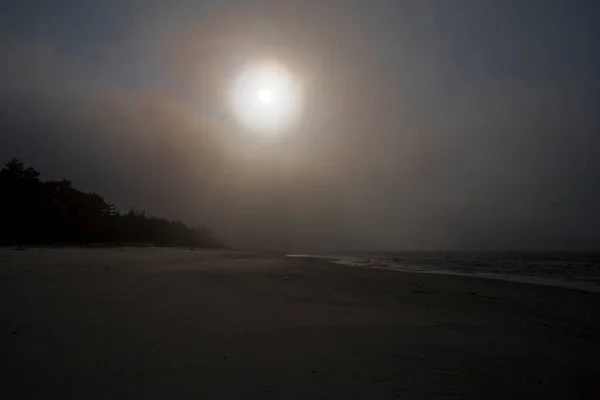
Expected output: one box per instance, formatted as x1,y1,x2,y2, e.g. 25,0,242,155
287,252,600,293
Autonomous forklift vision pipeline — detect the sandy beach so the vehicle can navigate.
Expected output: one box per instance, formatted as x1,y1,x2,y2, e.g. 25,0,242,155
1,247,599,399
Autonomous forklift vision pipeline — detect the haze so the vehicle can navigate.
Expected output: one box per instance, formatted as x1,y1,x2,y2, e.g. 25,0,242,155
1,0,599,251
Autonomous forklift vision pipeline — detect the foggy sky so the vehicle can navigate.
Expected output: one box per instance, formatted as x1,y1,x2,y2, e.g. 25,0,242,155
1,0,599,251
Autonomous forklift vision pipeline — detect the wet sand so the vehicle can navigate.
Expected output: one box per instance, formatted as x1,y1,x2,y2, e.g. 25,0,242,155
1,247,599,399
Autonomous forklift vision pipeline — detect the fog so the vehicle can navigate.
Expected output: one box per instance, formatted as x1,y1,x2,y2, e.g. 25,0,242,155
1,0,599,251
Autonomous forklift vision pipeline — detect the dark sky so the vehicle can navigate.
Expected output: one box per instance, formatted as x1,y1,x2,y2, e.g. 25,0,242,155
1,0,599,251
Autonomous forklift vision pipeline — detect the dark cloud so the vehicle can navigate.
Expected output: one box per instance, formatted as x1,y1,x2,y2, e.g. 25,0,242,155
1,1,599,250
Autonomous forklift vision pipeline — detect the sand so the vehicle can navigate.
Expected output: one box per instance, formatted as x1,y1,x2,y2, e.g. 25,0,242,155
1,247,599,399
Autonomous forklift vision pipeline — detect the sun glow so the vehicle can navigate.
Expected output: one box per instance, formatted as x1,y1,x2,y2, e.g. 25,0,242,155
232,61,302,134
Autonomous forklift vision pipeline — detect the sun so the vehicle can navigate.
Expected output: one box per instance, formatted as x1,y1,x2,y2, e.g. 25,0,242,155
257,88,272,105
232,61,302,134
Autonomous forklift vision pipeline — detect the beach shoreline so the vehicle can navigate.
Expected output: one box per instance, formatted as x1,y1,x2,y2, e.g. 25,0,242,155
2,247,599,399
287,253,600,293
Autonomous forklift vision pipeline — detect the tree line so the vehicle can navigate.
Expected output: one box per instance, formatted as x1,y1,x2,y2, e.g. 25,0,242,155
0,158,219,247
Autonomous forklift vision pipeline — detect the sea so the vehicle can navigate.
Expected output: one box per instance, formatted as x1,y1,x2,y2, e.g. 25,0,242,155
287,252,600,293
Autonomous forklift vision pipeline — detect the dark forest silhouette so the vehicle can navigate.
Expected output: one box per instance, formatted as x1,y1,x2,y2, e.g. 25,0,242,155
0,158,219,247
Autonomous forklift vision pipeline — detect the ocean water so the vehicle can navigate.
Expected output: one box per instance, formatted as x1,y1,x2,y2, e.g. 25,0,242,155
288,252,600,293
